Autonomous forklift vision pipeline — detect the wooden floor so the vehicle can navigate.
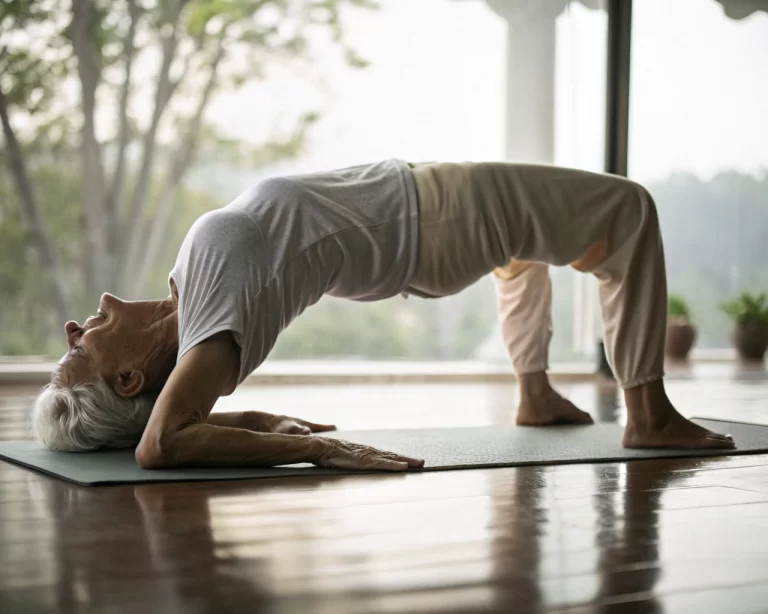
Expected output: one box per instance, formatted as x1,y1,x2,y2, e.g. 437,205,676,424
2,364,768,614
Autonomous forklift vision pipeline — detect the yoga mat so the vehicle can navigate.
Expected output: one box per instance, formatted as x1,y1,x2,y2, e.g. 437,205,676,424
0,418,765,487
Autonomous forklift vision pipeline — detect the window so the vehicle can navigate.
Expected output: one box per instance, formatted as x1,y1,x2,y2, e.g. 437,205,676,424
0,0,609,367
261,0,610,365
627,0,768,350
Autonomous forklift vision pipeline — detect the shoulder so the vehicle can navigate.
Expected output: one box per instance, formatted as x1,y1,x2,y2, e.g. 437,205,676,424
174,206,266,281
136,331,239,463
185,207,254,246
157,331,241,429
181,330,241,396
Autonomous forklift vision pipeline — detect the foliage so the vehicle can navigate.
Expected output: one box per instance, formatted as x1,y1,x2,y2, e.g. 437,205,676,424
720,292,768,326
270,277,499,360
0,0,374,352
668,294,692,320
650,170,768,347
1,0,768,360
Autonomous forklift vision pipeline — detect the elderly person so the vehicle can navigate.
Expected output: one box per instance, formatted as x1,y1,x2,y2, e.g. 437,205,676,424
33,160,734,471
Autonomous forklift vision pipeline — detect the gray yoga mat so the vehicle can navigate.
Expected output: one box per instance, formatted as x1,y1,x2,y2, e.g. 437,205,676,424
0,418,765,486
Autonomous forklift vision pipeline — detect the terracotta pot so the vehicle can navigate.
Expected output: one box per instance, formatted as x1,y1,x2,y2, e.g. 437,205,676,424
665,320,696,360
732,323,768,361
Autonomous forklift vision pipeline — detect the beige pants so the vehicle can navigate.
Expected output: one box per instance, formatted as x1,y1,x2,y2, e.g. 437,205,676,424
406,162,666,389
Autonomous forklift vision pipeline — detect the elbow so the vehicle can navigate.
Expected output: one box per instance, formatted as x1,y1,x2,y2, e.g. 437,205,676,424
135,444,165,470
135,430,180,470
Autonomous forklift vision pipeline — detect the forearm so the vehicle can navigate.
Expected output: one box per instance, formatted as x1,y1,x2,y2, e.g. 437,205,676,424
147,422,326,469
206,411,278,432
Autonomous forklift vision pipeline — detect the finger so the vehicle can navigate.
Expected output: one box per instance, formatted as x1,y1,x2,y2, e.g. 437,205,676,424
298,420,337,432
370,458,409,471
325,452,410,471
364,452,423,469
397,455,425,468
275,421,311,436
374,449,425,468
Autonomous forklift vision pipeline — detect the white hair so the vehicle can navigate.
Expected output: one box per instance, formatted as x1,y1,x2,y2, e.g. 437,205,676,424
31,378,157,451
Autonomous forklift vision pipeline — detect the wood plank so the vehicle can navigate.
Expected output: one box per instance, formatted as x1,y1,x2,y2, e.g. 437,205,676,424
2,375,768,613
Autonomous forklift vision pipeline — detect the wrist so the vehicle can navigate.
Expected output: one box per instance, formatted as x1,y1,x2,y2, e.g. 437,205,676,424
247,411,278,432
306,435,331,462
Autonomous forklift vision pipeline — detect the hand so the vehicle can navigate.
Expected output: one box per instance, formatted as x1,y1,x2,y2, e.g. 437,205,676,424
313,437,425,471
267,414,337,436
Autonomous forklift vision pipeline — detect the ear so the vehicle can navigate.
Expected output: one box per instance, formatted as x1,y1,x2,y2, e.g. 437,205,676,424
114,370,145,398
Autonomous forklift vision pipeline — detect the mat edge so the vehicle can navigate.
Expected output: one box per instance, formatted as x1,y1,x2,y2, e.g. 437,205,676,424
4,446,768,487
4,418,768,487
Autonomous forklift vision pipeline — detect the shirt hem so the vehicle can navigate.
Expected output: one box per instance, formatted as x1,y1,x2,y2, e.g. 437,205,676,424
177,323,245,378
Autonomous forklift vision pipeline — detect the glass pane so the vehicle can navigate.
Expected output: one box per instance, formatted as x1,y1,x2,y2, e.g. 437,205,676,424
0,0,607,365
262,0,610,364
628,0,768,350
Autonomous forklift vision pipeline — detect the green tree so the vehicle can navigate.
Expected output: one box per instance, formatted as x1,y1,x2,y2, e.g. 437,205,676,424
0,0,375,335
271,296,418,359
649,170,768,348
0,143,219,356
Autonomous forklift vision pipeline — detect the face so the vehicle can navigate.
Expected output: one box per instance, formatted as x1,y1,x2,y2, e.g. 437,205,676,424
55,293,173,397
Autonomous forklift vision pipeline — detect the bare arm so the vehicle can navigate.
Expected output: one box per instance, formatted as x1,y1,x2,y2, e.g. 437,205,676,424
147,422,326,468
205,411,271,431
135,332,423,471
206,411,336,435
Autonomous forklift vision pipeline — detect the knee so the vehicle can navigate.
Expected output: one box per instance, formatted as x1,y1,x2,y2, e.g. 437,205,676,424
628,182,660,231
570,241,609,273
493,260,546,282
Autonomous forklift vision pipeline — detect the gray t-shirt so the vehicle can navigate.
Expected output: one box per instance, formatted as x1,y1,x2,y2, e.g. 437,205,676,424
169,159,420,384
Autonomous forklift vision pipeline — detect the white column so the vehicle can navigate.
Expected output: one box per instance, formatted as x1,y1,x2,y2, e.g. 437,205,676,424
485,0,569,162
482,0,606,359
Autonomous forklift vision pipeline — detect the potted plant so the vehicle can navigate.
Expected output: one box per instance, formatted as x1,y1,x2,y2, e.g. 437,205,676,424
666,294,696,360
720,292,768,361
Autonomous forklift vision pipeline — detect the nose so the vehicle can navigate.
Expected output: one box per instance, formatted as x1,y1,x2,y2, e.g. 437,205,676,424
100,292,123,312
64,321,82,347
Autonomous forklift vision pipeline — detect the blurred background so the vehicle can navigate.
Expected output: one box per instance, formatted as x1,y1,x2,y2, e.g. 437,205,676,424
1,0,766,368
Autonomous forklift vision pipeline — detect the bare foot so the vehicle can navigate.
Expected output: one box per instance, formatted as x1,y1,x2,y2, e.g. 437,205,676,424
623,410,734,449
622,380,735,450
516,372,594,426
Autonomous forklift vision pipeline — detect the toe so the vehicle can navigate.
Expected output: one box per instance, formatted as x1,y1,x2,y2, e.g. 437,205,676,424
706,434,735,448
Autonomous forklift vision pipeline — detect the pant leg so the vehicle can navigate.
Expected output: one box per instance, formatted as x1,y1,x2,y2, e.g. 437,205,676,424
406,161,667,389
493,261,552,375
587,185,667,389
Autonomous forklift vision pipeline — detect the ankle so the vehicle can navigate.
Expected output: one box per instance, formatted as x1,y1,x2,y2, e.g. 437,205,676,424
518,371,554,400
624,379,675,428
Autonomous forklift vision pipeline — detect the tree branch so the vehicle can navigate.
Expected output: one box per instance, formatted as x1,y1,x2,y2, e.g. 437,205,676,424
0,86,71,325
132,43,226,296
120,0,187,288
110,0,140,227
171,29,205,94
71,0,110,294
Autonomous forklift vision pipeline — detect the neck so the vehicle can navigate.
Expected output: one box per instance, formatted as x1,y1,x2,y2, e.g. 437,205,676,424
144,299,179,390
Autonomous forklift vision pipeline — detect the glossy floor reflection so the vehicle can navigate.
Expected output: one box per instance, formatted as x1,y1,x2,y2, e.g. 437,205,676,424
2,365,768,613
